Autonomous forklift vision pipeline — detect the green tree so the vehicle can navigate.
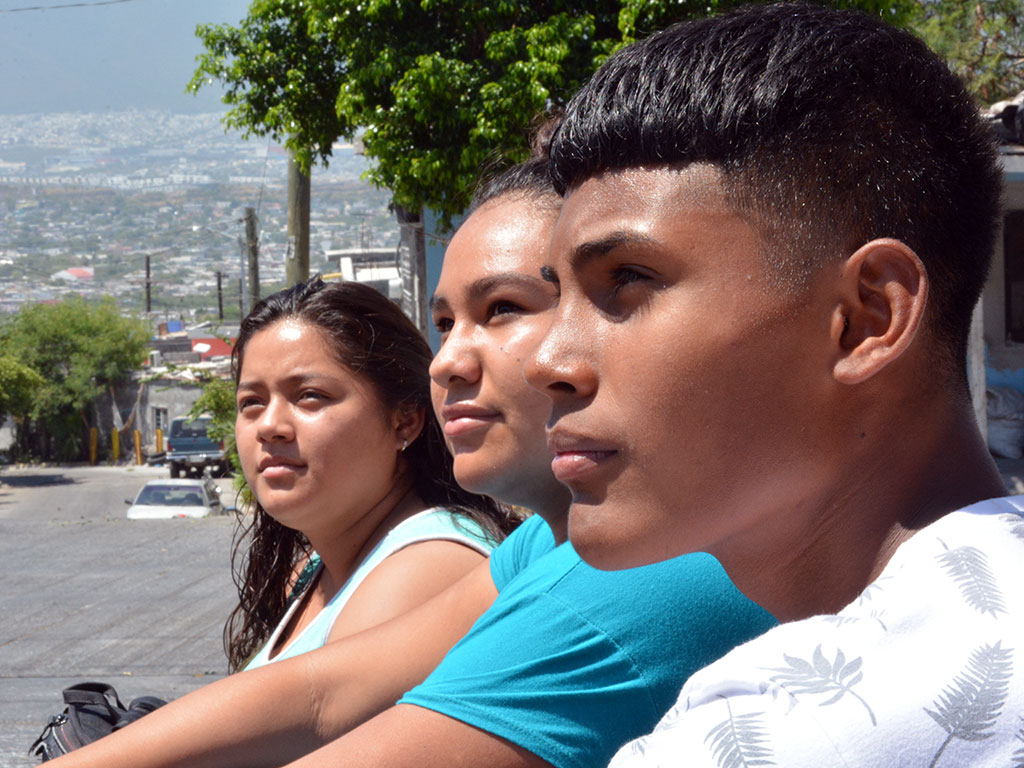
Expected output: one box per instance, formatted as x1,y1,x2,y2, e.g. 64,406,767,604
0,298,149,461
188,375,253,504
189,0,348,170
0,356,44,424
907,0,1024,103
195,0,912,229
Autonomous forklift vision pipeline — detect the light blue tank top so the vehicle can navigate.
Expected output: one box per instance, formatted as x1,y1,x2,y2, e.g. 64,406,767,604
244,507,497,670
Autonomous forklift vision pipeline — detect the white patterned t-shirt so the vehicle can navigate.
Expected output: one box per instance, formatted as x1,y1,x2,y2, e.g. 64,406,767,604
609,495,1024,768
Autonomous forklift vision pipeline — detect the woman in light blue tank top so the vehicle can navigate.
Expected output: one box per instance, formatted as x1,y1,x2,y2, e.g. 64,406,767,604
228,278,519,671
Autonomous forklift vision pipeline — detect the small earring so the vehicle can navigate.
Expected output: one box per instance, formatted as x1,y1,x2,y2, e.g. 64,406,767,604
401,439,408,452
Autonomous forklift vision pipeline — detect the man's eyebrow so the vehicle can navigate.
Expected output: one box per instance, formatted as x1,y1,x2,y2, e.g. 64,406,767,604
570,231,659,269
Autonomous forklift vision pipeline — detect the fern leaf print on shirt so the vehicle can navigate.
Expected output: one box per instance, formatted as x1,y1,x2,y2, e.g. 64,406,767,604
924,641,1013,768
704,700,774,767
1012,715,1024,768
937,544,1006,617
768,645,877,726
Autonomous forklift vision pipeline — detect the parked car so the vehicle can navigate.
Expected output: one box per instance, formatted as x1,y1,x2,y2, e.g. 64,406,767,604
166,416,228,478
125,478,225,520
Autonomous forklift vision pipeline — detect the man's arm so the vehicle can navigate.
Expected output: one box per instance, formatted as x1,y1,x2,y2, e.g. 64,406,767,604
49,560,498,768
283,704,554,768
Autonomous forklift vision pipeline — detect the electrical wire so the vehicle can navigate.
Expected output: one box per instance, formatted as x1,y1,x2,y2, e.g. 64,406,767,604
0,0,140,12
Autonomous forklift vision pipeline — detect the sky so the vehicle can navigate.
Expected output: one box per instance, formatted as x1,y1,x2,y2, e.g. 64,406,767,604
0,0,253,113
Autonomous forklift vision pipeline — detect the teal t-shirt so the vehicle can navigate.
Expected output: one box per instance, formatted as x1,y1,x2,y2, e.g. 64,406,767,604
489,513,555,590
401,515,777,768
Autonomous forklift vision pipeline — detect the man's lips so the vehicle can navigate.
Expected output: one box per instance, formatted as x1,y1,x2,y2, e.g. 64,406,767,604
440,403,501,438
547,430,618,484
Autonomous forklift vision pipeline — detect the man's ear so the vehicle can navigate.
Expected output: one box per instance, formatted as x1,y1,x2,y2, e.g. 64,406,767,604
394,406,426,450
831,238,928,385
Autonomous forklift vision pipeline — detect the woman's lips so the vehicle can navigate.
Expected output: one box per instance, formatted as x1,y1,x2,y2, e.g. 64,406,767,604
441,404,501,438
257,456,305,480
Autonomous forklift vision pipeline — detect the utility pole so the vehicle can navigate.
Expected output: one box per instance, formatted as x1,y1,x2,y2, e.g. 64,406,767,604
286,153,310,287
395,205,428,335
244,206,260,312
145,254,151,313
238,278,244,320
215,271,224,321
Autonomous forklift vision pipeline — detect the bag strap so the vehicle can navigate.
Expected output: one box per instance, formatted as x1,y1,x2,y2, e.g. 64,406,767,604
113,696,168,730
62,682,126,721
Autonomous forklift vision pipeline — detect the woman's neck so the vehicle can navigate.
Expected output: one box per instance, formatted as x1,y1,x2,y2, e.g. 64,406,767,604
307,473,425,600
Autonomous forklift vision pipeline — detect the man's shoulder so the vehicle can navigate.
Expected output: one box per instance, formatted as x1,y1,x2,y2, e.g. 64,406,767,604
610,495,1024,767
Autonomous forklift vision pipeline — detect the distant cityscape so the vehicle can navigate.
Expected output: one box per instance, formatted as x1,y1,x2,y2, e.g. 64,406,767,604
0,110,400,322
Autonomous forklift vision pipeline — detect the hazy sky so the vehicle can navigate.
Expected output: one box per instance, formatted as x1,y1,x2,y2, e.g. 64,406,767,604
0,0,253,113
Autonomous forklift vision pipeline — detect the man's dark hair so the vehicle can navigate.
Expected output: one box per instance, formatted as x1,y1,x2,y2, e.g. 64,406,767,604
549,2,1002,368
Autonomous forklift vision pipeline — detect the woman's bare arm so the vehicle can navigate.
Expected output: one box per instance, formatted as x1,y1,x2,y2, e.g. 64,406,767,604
49,559,498,768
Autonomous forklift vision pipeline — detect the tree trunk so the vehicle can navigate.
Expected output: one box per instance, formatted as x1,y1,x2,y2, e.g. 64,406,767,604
287,153,311,287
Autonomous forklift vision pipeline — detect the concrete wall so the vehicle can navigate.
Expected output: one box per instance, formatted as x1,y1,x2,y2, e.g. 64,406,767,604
137,378,205,448
92,378,205,453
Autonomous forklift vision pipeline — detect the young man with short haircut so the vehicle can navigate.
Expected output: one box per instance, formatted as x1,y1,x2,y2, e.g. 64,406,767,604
526,3,1024,765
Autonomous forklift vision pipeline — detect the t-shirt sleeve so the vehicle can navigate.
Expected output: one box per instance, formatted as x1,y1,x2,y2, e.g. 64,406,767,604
400,577,661,768
488,514,556,591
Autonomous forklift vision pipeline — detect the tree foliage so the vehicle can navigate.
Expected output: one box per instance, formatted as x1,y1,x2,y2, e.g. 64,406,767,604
907,0,1024,103
0,298,149,460
0,356,44,425
189,0,349,170
194,0,928,227
189,375,253,504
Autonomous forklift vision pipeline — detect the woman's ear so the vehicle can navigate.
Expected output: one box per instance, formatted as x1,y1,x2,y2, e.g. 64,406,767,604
394,406,426,451
832,238,928,385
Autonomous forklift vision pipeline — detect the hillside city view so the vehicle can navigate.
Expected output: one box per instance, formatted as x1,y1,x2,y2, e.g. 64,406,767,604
0,110,399,323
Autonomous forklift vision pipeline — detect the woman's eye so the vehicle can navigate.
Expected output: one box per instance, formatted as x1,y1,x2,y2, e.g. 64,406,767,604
237,396,261,412
299,390,327,403
433,316,454,335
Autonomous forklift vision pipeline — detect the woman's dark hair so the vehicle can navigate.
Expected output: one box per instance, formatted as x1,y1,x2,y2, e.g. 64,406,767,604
224,277,519,670
469,113,562,213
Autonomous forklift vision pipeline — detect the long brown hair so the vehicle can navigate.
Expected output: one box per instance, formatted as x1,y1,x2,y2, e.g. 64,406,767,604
225,277,518,671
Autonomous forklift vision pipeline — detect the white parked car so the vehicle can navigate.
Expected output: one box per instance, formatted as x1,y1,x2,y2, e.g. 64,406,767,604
126,478,225,520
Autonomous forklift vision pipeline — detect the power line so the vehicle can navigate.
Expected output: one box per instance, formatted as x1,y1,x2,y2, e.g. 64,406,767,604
0,0,140,13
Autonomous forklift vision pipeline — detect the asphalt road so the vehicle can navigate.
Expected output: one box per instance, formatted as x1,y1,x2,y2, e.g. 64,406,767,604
0,464,239,767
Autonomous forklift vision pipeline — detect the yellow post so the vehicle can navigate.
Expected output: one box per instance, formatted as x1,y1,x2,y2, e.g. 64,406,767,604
111,429,120,462
89,427,98,465
156,427,163,454
133,429,142,465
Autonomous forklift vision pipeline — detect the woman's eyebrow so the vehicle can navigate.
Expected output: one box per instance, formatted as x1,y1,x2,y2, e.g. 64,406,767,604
465,272,551,302
236,372,335,391
428,293,450,314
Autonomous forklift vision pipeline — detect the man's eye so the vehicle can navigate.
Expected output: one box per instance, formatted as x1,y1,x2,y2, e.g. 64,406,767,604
611,266,649,290
488,300,524,319
433,317,454,334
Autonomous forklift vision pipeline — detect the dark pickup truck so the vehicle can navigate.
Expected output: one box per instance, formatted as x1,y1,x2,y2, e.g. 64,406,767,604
166,416,228,478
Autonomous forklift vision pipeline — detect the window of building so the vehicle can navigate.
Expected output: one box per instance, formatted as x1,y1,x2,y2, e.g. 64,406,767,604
153,407,168,435
1005,211,1024,343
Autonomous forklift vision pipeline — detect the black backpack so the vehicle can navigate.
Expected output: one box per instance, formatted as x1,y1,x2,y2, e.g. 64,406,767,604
28,682,167,761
